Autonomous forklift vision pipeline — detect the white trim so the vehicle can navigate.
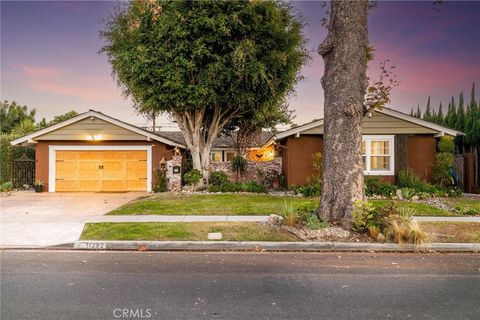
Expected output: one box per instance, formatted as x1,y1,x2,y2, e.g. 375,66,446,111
362,135,395,176
48,145,152,192
11,110,186,148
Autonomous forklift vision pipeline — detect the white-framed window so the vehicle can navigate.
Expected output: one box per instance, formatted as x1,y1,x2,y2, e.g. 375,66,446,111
211,151,222,162
362,135,394,175
225,151,237,161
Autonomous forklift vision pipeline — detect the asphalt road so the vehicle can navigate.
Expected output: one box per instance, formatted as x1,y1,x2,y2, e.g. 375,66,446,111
1,251,479,320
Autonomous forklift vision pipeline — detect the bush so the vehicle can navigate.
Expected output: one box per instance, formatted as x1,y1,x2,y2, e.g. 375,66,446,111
242,181,267,193
292,183,321,197
0,181,13,192
352,200,377,233
152,170,166,193
305,215,329,229
231,155,247,175
438,136,455,153
183,169,202,187
433,152,454,187
281,201,297,227
364,177,396,197
209,171,230,186
0,134,35,183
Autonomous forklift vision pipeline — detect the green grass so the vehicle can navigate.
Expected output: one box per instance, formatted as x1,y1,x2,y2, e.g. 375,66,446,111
370,200,457,216
108,193,316,216
80,222,300,242
443,198,480,215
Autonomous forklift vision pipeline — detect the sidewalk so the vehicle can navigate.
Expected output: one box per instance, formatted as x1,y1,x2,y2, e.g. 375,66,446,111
86,215,480,223
86,215,270,223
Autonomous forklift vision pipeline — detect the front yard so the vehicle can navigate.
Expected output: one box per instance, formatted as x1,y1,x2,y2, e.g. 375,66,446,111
107,192,475,217
107,193,315,215
80,222,299,242
420,222,480,243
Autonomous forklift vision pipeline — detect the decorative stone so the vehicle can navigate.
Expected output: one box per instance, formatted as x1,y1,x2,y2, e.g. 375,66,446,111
209,157,282,184
395,189,403,200
207,233,223,240
411,195,419,201
376,233,386,243
267,214,284,226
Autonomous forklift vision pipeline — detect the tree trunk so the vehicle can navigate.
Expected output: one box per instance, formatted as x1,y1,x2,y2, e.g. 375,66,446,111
317,0,369,227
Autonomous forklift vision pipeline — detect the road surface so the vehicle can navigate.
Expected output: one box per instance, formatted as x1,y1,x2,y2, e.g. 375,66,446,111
1,251,479,319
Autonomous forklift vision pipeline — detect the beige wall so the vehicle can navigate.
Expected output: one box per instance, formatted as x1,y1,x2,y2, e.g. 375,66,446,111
36,118,148,141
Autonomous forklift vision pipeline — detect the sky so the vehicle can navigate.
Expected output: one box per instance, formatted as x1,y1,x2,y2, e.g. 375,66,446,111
1,1,479,127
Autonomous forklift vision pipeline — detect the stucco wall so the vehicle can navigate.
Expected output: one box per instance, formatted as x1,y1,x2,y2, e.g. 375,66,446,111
35,140,175,191
282,135,323,187
281,134,437,187
407,135,437,182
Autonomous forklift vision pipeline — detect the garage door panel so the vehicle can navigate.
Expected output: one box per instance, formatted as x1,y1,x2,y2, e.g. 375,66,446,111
54,149,148,192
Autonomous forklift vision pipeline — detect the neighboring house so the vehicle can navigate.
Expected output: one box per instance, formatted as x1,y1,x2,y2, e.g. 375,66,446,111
10,110,273,192
265,108,463,187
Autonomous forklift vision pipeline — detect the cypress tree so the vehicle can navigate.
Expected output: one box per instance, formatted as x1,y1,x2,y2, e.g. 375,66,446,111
455,92,465,131
415,104,422,118
423,96,432,121
437,102,444,125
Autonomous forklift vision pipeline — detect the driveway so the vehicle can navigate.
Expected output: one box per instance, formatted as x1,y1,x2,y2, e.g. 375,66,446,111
0,191,145,247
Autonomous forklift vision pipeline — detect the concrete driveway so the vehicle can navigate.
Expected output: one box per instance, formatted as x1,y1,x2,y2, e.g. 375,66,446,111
0,191,145,247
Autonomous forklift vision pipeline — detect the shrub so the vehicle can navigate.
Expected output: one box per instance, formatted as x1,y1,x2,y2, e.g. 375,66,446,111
281,201,297,227
209,171,230,186
231,155,247,175
379,204,426,245
183,169,202,187
352,200,376,233
438,136,455,153
401,187,416,200
292,183,321,197
433,152,454,187
364,177,396,197
242,181,267,193
152,170,166,193
0,134,35,183
0,181,13,192
305,215,329,229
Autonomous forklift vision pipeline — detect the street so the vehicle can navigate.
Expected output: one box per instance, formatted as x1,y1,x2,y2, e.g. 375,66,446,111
1,251,479,320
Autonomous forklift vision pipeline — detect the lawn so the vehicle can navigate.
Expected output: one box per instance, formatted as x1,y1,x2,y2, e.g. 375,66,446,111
420,222,480,243
370,200,458,216
108,193,316,215
80,222,300,242
443,198,480,215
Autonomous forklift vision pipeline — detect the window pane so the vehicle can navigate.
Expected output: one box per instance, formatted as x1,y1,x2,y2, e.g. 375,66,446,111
211,152,222,162
370,156,390,171
225,152,236,161
370,141,389,155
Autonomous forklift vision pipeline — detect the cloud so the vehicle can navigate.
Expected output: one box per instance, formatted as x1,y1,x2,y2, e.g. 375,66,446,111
20,65,59,79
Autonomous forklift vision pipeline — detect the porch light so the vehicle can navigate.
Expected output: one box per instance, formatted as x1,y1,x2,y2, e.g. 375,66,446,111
86,134,102,141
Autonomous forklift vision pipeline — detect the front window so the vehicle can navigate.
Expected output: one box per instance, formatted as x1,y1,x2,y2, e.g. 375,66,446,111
225,151,237,161
211,151,222,162
362,136,394,175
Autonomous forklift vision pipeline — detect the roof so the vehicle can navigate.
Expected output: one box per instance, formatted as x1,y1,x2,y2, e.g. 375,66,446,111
10,110,187,148
266,107,463,145
156,131,274,149
10,109,274,149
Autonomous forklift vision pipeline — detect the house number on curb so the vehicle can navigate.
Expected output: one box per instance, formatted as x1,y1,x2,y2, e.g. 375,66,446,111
81,242,107,249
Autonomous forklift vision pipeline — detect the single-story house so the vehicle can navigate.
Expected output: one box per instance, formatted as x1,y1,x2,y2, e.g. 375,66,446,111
10,110,272,192
264,108,463,187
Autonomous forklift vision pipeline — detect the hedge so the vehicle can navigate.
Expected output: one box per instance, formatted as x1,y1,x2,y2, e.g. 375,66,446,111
0,134,35,183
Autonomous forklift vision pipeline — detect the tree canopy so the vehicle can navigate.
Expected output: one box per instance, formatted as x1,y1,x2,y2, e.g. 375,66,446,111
0,101,36,134
101,0,309,179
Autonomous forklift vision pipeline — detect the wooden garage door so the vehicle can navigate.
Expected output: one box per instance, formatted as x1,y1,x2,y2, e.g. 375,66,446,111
55,150,147,192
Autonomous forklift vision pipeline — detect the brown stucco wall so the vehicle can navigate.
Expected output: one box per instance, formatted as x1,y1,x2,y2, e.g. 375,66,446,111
35,140,175,191
281,134,437,187
282,135,323,187
406,135,437,182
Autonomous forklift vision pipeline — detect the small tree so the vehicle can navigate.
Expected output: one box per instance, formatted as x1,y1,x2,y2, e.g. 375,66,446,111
183,169,203,190
433,136,455,187
231,155,247,182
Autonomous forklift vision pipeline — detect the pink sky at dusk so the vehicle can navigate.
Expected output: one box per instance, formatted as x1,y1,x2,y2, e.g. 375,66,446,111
1,1,479,127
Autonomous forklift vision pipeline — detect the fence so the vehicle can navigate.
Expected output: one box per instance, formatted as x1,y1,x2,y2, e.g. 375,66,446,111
11,158,35,188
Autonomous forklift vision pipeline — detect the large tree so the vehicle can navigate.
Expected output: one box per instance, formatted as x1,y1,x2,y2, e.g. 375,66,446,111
101,0,308,182
0,101,36,134
317,0,369,226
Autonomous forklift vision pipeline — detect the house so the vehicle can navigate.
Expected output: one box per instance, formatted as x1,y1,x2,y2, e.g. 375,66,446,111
265,108,463,187
10,110,273,192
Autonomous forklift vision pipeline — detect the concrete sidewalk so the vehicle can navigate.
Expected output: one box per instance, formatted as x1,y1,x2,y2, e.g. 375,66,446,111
86,215,270,223
86,215,480,223
412,216,480,222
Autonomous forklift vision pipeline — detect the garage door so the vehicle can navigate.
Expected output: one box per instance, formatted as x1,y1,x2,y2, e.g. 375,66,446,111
55,150,148,192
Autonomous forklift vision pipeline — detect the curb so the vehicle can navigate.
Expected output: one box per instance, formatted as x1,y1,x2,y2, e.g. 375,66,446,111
72,240,480,252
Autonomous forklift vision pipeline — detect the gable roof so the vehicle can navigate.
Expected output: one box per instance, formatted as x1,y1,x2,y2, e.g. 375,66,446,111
10,110,187,148
266,108,463,145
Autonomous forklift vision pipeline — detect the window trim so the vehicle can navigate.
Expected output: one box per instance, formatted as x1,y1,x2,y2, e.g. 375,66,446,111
362,135,395,176
210,151,223,163
224,151,237,162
